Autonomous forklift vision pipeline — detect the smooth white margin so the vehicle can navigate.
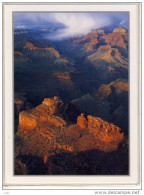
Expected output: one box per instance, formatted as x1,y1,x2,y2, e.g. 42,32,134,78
2,3,141,190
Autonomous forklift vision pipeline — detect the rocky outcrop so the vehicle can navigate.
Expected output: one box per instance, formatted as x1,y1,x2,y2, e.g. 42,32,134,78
84,38,98,50
63,113,124,153
98,45,111,51
74,30,101,50
45,48,60,58
96,81,128,100
74,27,128,51
42,96,64,115
77,113,88,129
76,114,123,143
18,97,66,136
79,29,104,42
15,96,127,174
19,111,37,135
87,47,128,65
17,96,124,151
113,27,127,33
87,115,123,142
105,35,127,49
103,28,128,49
23,42,37,51
91,29,105,35
23,42,60,58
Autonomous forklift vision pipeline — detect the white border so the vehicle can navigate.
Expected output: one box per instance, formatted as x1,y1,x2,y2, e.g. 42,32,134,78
3,3,141,190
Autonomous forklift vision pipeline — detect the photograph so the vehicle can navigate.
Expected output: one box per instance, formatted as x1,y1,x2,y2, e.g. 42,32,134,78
14,12,129,176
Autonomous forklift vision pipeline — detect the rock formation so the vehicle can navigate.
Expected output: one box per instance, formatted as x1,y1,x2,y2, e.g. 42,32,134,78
23,42,60,58
96,81,128,100
77,113,88,129
17,96,124,155
18,96,65,136
113,27,127,33
87,47,128,65
74,27,128,51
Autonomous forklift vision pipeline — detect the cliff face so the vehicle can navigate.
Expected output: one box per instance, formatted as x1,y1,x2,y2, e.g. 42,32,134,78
18,97,65,135
74,27,128,51
15,97,127,175
87,47,128,65
23,42,60,58
17,97,124,155
103,33,128,49
96,81,128,100
113,27,127,33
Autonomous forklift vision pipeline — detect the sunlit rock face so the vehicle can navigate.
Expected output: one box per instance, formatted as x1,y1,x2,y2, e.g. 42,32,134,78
96,81,128,100
17,96,124,155
74,27,128,51
18,97,65,136
23,42,60,58
113,27,127,33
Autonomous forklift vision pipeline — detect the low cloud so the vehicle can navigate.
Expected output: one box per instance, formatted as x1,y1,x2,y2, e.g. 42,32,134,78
51,13,111,39
14,12,128,40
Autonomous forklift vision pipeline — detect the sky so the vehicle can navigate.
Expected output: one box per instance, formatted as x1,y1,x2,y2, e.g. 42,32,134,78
14,12,129,39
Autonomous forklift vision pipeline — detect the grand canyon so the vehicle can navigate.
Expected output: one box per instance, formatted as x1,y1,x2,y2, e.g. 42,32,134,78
14,13,129,175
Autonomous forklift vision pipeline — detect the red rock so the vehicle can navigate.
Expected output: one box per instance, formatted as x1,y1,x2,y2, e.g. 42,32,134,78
103,32,127,49
42,97,57,106
77,113,88,129
40,116,47,122
18,111,37,135
53,72,71,80
23,42,60,57
23,42,37,51
98,45,111,51
96,81,128,100
84,38,98,50
113,27,127,33
44,47,60,58
17,96,125,156
87,115,124,144
47,116,66,128
74,28,128,51
18,97,67,136
42,97,64,115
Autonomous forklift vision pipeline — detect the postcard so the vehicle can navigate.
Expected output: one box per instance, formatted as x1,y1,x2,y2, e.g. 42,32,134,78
2,2,141,190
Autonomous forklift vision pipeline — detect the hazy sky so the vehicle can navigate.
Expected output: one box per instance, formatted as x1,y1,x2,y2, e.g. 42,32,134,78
14,12,128,39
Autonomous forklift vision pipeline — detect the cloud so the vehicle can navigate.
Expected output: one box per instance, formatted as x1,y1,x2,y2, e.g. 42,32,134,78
14,12,128,39
49,13,111,39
